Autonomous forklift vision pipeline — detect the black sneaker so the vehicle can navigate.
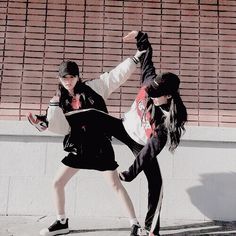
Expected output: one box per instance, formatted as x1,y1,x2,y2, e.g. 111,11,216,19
39,219,69,236
119,171,134,182
130,224,141,236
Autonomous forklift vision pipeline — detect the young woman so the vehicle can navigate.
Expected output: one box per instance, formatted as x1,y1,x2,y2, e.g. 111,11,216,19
28,50,146,236
55,31,188,236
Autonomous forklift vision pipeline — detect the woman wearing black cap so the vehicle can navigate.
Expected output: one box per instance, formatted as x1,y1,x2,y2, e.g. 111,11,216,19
28,50,146,236
58,31,188,236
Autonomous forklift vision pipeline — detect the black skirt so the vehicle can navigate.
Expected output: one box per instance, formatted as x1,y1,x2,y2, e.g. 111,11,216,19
62,109,118,171
62,129,118,171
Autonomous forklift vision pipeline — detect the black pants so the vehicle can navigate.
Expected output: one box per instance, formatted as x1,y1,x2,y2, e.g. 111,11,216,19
65,108,163,234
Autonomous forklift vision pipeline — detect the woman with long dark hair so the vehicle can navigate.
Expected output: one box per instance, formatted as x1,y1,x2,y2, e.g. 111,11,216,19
27,50,145,236
60,31,188,236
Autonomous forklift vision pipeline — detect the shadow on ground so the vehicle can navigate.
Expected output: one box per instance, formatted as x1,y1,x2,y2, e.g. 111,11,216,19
161,221,236,235
69,221,236,235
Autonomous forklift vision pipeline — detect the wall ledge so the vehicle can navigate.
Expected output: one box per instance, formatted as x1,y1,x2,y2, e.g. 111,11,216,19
0,120,236,142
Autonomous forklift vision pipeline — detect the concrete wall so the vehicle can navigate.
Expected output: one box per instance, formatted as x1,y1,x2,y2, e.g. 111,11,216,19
0,120,236,222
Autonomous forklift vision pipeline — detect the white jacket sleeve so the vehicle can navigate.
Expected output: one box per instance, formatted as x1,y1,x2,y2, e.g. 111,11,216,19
86,58,137,100
47,104,70,135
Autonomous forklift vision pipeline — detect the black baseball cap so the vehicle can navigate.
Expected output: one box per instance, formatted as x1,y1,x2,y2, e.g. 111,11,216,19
58,60,79,78
147,72,180,98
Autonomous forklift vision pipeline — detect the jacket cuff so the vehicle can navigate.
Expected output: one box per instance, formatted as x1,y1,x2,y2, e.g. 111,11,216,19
131,56,139,64
49,101,59,106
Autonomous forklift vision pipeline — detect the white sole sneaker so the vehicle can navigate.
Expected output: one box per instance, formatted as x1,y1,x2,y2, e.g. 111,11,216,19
39,228,69,236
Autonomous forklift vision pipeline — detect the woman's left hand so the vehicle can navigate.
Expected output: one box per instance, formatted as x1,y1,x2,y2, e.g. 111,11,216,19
123,30,138,42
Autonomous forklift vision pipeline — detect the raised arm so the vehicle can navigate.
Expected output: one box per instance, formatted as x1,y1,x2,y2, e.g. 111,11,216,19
124,31,157,85
86,57,138,100
136,31,157,85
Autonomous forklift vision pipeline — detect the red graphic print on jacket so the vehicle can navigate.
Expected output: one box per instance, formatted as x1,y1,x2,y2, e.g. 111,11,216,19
135,86,153,139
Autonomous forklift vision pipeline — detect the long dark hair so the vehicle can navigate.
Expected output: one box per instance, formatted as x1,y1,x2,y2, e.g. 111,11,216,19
145,72,188,152
56,80,82,113
164,91,187,152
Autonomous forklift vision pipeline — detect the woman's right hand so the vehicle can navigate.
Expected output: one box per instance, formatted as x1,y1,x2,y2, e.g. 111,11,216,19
123,30,138,42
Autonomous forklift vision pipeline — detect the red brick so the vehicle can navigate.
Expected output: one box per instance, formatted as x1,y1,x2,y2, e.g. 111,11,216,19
4,57,24,64
199,102,218,109
7,20,25,26
26,21,45,27
86,5,103,12
5,38,24,45
200,46,218,53
46,21,64,28
27,15,46,22
21,97,41,103
23,70,43,78
64,53,82,61
46,34,64,40
219,103,236,109
220,13,233,21
26,32,45,39
6,26,25,33
181,39,199,46
28,2,46,9
44,58,62,65
0,102,20,109
26,39,44,45
28,8,46,15
42,77,57,84
45,40,64,46
200,0,218,5
219,110,236,116
0,108,20,116
5,50,24,57
219,5,236,12
219,65,236,71
199,89,218,96
220,53,236,61
181,89,198,96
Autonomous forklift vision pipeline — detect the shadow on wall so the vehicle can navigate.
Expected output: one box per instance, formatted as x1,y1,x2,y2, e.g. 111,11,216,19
187,172,236,221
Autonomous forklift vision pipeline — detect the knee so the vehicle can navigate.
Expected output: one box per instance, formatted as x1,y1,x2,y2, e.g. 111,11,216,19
53,178,66,190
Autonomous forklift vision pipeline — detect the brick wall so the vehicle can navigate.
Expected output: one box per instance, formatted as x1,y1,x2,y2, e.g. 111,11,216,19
0,0,236,127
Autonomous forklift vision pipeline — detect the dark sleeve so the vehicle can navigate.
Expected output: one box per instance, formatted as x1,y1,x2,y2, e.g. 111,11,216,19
136,31,157,85
124,125,167,181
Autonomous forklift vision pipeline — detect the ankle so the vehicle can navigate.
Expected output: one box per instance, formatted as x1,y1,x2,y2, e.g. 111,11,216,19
129,218,139,227
57,214,67,224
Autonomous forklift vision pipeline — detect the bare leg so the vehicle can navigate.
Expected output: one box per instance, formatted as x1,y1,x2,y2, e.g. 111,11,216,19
102,170,137,220
53,164,79,215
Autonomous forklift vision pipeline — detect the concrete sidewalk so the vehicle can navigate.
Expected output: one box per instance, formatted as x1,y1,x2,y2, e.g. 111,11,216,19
1,216,236,236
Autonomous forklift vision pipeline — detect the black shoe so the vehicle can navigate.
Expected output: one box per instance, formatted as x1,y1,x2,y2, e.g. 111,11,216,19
130,224,141,236
119,171,134,182
39,219,69,236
